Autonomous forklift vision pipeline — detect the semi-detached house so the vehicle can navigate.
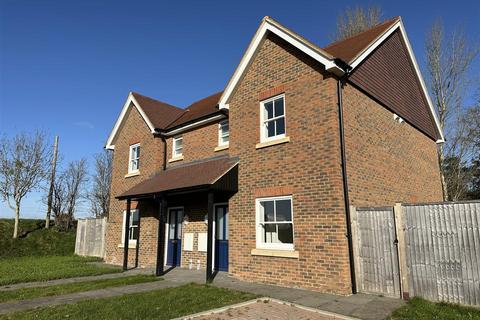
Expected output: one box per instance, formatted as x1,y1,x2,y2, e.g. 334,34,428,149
104,16,444,295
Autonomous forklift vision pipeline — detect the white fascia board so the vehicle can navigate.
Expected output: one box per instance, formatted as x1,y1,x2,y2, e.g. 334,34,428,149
105,93,156,150
349,20,445,142
218,19,343,110
163,114,225,137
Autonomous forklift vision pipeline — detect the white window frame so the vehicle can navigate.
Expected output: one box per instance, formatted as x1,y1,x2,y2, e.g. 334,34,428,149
128,143,140,173
255,195,294,251
218,120,229,147
260,94,286,143
172,136,183,158
121,209,139,245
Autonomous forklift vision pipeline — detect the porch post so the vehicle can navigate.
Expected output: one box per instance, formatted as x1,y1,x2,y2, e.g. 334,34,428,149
206,191,214,282
156,195,167,276
123,198,131,271
135,208,141,268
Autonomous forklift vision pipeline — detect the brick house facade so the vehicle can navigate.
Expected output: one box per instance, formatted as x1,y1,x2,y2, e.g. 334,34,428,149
104,16,443,295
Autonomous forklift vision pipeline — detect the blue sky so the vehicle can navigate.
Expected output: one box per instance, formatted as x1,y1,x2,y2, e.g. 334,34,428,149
0,0,479,219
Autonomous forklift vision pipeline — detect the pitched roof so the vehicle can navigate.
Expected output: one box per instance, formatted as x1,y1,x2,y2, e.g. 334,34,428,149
323,17,400,64
165,91,223,129
117,156,238,199
130,92,184,129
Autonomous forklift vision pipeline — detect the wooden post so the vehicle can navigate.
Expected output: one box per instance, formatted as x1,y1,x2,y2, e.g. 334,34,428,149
45,135,59,229
123,199,131,271
350,205,362,292
156,196,167,276
206,191,214,282
135,209,141,268
394,203,409,300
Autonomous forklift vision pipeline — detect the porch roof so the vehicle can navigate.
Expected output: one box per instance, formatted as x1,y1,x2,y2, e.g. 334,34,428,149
116,156,239,200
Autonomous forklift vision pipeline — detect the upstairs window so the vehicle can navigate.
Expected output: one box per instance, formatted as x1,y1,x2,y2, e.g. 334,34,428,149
256,196,294,250
128,143,140,173
260,94,286,142
218,120,229,146
172,136,183,158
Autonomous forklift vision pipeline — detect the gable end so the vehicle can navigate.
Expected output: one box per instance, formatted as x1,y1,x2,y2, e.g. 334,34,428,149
348,29,439,141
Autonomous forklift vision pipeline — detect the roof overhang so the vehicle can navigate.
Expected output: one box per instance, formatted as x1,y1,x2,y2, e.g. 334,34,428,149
347,18,444,143
161,113,227,137
218,16,345,110
105,92,156,150
116,157,239,200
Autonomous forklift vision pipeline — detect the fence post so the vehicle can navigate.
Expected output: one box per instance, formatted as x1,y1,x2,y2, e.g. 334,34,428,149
394,203,409,300
350,205,362,292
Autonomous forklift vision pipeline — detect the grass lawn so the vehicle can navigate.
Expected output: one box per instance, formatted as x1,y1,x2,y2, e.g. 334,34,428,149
0,255,120,286
0,219,75,258
388,297,480,320
0,283,256,320
0,275,159,303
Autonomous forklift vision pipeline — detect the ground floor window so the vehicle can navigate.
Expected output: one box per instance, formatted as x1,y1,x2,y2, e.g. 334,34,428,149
122,209,139,245
255,196,294,250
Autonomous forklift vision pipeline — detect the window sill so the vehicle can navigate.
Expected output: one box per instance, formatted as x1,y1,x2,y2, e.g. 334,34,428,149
255,137,290,149
125,171,140,178
117,243,137,249
214,145,229,152
251,248,299,259
168,156,184,163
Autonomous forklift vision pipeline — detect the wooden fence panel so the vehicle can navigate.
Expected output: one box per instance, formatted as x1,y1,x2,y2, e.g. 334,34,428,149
355,207,401,298
404,202,480,306
75,217,106,258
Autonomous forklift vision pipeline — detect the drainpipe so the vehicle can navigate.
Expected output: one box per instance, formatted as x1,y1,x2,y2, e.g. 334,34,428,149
155,129,167,171
337,71,357,294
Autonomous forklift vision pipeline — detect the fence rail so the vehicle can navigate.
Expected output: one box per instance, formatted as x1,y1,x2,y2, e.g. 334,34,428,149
75,217,107,258
352,201,480,306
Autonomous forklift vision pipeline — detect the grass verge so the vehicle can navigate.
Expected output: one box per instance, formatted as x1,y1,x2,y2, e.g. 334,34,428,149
0,256,120,286
388,297,480,320
0,219,75,258
0,275,159,303
0,283,256,320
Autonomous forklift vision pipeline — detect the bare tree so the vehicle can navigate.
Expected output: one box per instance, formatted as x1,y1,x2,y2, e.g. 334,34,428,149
425,20,478,200
88,151,112,218
333,6,383,41
0,132,51,238
53,159,88,230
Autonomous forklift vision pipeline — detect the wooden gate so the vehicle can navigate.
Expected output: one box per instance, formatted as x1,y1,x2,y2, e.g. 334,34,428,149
351,207,401,297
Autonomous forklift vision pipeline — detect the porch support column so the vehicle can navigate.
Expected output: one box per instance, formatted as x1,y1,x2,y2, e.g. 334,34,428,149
123,198,131,271
156,195,167,276
206,191,214,282
134,208,141,268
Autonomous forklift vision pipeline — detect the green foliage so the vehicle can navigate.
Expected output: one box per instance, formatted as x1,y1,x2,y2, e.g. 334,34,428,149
0,219,75,258
0,275,159,303
0,255,120,285
0,283,256,320
388,297,480,320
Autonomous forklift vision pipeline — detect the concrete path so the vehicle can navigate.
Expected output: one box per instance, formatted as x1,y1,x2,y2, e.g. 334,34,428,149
0,267,154,291
0,268,404,320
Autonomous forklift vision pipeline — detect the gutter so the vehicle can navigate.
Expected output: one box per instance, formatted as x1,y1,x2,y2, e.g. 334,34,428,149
336,61,357,294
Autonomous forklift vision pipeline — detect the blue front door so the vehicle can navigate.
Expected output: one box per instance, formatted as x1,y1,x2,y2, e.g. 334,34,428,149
167,208,183,266
214,205,228,272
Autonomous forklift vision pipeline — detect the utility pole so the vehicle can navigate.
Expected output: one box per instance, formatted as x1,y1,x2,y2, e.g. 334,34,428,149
46,135,59,229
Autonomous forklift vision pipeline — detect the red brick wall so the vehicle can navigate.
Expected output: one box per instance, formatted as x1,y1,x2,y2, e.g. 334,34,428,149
105,105,164,267
166,122,228,168
342,84,443,206
227,33,352,294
